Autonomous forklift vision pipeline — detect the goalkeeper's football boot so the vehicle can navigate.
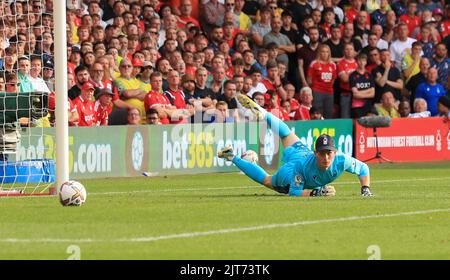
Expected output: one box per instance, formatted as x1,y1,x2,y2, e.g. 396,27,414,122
236,94,265,120
217,145,235,161
361,186,374,197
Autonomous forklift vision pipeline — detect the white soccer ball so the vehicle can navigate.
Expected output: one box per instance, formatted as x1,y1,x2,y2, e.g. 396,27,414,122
59,181,87,206
241,150,259,163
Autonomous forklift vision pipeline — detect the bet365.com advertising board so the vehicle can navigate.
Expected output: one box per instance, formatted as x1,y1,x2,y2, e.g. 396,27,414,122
12,119,353,179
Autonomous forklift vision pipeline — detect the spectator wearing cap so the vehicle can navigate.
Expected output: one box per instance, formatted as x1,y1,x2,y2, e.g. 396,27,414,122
70,46,82,68
73,82,97,127
132,58,152,92
137,60,154,84
181,73,197,101
415,68,446,116
263,16,295,68
113,59,149,123
94,88,115,126
18,56,33,93
438,96,450,117
43,59,55,91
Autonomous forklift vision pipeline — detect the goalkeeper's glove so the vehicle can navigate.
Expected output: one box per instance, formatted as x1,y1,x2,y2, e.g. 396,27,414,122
310,185,336,197
361,186,373,197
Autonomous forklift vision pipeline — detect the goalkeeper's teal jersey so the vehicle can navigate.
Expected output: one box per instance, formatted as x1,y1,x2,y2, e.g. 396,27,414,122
271,142,369,196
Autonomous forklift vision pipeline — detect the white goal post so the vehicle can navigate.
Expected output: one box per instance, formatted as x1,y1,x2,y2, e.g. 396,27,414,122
54,0,69,194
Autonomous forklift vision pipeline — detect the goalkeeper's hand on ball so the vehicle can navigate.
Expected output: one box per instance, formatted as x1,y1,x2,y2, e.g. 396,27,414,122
310,185,336,197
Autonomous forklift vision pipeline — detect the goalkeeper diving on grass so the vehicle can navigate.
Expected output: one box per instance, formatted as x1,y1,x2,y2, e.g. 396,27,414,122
218,94,373,197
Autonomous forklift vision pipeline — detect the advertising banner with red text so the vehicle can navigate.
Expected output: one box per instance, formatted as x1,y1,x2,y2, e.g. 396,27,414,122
355,117,450,162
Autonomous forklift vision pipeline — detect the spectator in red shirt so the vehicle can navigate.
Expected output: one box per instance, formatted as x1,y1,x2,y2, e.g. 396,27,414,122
144,71,177,124
94,88,114,126
261,60,287,106
307,44,337,119
165,69,194,123
399,2,421,35
73,82,96,127
294,87,313,120
266,90,290,121
177,0,200,28
337,43,358,118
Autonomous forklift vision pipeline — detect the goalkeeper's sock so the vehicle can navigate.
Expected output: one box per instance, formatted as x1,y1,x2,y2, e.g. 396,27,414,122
232,157,268,185
265,112,292,138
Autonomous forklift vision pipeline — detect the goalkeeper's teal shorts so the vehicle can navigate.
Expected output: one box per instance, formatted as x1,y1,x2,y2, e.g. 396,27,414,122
271,142,312,194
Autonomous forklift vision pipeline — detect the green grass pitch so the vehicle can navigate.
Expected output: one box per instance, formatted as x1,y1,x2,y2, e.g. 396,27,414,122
0,161,449,260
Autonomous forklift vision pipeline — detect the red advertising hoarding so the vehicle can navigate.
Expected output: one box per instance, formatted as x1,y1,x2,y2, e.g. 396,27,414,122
355,117,450,162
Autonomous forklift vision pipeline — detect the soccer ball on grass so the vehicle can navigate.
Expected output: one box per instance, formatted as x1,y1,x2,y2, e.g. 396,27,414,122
59,181,87,206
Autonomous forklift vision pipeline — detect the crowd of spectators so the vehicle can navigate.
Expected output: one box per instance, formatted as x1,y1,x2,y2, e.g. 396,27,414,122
1,0,450,128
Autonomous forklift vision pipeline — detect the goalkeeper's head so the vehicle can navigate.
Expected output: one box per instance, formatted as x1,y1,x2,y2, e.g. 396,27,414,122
314,134,337,171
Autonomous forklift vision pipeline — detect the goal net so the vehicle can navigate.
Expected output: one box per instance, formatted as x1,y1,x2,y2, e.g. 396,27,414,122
0,0,55,196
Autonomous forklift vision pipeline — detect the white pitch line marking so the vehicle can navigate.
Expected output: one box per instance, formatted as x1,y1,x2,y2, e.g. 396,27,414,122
1,208,449,244
1,177,449,198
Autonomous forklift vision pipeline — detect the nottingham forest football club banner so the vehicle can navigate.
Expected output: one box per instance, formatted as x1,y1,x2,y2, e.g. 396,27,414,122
355,117,450,162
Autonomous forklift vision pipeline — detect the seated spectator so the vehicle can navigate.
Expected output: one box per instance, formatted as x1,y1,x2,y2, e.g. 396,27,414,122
265,90,290,121
214,101,236,123
375,91,400,118
73,82,96,127
401,42,422,84
409,98,431,118
293,86,313,121
146,108,161,125
437,96,450,117
415,68,446,116
310,106,324,120
252,91,266,108
113,59,148,123
144,71,177,125
281,100,293,120
398,100,411,118
94,88,115,126
127,107,142,125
